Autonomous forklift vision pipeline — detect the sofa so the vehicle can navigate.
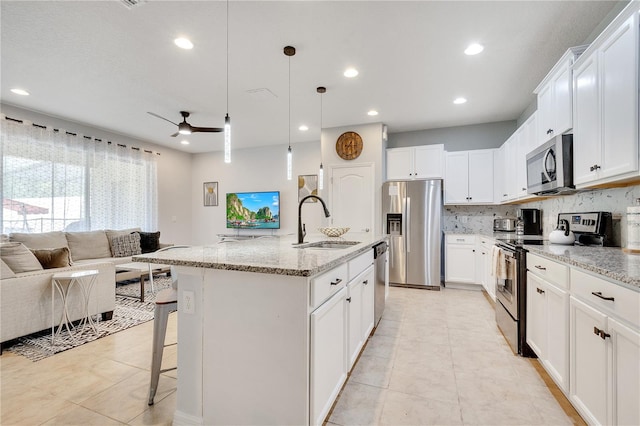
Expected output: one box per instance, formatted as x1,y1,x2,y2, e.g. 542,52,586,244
0,228,163,347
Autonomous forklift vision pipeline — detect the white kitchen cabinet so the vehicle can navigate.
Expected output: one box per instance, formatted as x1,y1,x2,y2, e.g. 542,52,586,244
534,47,586,145
516,113,537,199
445,234,478,287
346,265,374,369
501,137,516,202
573,12,639,187
444,150,494,204
526,253,570,393
386,144,444,180
310,286,347,426
569,267,640,426
476,237,496,300
493,146,505,204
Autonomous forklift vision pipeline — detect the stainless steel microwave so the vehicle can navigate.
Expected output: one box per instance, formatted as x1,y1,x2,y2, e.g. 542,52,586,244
526,134,574,195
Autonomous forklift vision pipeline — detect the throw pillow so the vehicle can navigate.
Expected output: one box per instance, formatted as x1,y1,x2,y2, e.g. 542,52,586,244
65,231,112,261
31,247,72,269
0,242,44,273
136,231,161,253
110,233,142,257
1,258,16,279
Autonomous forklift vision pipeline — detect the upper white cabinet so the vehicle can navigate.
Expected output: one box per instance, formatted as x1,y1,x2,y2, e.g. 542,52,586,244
573,11,639,187
386,144,444,180
444,149,494,204
534,47,587,145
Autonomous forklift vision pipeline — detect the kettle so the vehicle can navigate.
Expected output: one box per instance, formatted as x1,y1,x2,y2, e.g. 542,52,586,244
549,219,575,245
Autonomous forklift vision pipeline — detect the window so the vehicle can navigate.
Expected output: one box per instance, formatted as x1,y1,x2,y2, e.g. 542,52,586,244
1,117,158,234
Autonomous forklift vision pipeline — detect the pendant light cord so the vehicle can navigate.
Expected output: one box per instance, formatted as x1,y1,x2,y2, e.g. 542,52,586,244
288,54,291,150
226,0,229,113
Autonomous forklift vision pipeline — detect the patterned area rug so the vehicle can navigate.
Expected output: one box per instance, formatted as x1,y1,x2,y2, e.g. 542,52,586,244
5,276,172,362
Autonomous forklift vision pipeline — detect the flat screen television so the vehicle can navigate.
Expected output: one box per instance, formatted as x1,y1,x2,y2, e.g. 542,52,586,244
226,191,280,229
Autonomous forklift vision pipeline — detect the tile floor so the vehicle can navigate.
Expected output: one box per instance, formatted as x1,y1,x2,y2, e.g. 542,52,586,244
0,286,584,425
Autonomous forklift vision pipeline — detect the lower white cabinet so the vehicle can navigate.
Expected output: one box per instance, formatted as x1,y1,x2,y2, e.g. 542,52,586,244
477,237,496,300
569,268,640,426
445,234,478,286
310,287,347,426
346,265,375,369
526,271,569,392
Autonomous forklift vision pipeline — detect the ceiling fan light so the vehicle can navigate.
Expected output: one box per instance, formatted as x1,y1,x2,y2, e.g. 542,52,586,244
178,121,191,134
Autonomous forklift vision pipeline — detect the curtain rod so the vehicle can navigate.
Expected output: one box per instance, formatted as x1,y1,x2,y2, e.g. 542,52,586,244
2,114,160,156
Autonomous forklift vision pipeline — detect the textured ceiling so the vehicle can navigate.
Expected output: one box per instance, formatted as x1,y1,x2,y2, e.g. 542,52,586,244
1,1,621,153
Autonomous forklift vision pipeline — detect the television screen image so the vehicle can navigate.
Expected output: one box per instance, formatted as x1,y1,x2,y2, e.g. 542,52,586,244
226,191,280,229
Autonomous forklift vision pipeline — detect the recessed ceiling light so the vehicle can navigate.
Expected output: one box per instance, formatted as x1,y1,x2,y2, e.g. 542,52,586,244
180,140,190,145
11,88,29,96
464,43,484,55
174,37,194,50
344,68,359,78
367,110,379,116
298,125,309,131
453,97,467,104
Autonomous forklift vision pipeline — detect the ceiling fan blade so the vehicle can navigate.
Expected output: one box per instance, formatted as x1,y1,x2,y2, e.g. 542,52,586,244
191,126,224,133
170,132,180,137
147,111,179,126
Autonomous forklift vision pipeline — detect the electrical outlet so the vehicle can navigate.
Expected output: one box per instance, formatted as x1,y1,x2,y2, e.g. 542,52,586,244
183,290,195,314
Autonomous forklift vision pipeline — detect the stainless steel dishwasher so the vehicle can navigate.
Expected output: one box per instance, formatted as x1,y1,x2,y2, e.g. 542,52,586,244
373,241,388,326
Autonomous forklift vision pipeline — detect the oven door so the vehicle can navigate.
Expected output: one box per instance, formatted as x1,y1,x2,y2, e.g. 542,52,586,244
495,246,518,320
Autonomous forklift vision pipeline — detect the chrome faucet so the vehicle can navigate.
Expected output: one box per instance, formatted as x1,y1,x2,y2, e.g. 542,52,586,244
298,195,331,244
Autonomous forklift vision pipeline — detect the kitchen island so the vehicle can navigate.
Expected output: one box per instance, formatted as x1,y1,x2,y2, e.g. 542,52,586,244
133,233,387,426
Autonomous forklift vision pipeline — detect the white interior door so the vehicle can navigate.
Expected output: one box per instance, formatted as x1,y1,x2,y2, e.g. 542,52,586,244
329,164,374,233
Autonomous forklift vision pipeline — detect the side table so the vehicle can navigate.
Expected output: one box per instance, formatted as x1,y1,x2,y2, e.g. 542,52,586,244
51,269,99,344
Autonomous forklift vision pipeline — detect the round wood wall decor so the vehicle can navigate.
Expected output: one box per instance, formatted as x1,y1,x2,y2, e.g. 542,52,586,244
335,131,363,160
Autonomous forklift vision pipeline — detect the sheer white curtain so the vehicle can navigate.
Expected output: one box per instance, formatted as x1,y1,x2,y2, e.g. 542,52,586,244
1,116,158,234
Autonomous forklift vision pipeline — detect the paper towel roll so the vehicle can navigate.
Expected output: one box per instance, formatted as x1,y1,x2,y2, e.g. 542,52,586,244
627,199,640,250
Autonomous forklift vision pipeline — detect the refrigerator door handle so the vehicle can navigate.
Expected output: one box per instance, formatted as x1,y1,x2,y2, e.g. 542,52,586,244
406,197,411,253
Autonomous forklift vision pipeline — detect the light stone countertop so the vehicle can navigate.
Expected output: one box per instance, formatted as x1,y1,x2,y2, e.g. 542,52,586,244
476,232,640,291
132,233,387,278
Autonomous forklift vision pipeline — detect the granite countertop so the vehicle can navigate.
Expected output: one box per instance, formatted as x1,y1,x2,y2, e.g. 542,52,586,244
132,233,387,278
523,243,640,291
478,232,640,290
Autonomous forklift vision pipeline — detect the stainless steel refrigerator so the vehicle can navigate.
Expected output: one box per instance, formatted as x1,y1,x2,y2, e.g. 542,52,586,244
382,179,442,289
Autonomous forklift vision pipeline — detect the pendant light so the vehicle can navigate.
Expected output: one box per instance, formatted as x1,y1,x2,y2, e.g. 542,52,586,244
224,0,231,163
284,46,296,180
317,86,326,190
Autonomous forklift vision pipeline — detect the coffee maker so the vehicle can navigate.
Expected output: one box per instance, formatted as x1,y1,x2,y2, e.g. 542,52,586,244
517,208,542,235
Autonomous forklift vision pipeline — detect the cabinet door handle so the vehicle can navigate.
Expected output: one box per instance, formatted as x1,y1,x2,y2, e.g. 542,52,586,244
346,297,352,303
330,278,342,286
593,326,610,339
547,128,554,135
535,265,547,271
536,287,545,294
522,187,526,191
363,280,369,285
591,291,614,301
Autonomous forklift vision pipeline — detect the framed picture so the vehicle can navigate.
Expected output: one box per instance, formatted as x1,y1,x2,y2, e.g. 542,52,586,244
204,182,218,206
298,175,318,203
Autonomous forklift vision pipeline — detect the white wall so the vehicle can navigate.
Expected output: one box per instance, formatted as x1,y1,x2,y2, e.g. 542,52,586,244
190,140,325,245
1,104,193,245
321,122,385,236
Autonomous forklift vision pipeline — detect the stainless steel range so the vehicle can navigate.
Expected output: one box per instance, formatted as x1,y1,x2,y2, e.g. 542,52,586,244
494,237,541,357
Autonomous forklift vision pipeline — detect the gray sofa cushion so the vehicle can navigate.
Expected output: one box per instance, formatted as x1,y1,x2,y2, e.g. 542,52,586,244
65,231,112,261
0,242,44,273
105,228,141,255
9,231,69,250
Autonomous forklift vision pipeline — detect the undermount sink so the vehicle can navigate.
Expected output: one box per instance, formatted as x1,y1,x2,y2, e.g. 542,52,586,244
294,240,360,250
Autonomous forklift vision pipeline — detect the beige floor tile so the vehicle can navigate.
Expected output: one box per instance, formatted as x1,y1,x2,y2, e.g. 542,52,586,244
80,369,176,423
372,319,401,338
348,353,394,388
388,368,459,404
327,382,386,426
41,403,125,425
361,334,398,359
459,399,546,425
129,390,177,426
1,385,76,425
380,390,463,425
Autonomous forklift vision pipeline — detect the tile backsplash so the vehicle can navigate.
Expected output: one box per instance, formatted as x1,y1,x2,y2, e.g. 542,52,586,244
443,184,640,247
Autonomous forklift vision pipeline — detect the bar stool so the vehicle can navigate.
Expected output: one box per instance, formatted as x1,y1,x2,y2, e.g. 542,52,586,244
148,245,189,406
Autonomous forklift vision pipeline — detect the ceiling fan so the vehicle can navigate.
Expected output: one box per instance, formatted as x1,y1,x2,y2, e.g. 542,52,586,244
147,111,223,137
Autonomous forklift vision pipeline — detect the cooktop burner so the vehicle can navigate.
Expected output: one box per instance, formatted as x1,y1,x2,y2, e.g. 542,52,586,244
496,235,547,247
